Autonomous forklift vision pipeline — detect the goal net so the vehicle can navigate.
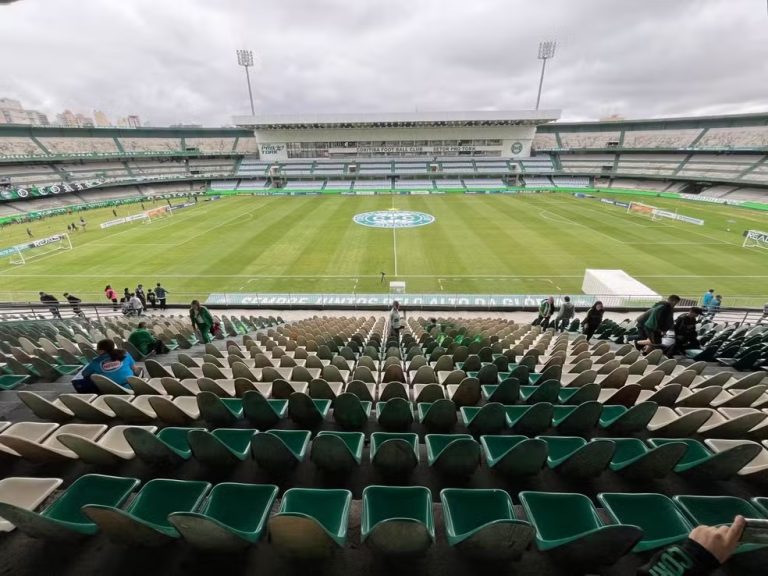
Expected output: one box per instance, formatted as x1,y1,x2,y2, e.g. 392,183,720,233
627,201,657,217
743,229,768,250
6,233,73,265
144,206,172,223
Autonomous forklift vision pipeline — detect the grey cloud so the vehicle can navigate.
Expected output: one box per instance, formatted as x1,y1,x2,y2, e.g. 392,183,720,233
0,0,766,125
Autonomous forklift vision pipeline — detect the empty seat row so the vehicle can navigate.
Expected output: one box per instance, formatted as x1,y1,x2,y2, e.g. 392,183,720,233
0,476,763,570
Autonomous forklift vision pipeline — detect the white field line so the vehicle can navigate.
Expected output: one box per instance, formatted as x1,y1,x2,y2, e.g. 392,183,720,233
538,209,629,245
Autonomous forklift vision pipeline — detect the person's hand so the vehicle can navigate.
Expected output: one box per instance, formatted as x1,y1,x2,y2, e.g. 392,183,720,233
689,515,745,564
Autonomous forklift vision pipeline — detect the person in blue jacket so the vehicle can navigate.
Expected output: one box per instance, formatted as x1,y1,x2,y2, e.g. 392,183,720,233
81,339,139,389
702,289,715,308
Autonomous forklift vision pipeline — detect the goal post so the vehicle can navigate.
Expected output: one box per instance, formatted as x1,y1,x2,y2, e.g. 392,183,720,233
743,229,768,249
627,201,657,217
4,233,73,265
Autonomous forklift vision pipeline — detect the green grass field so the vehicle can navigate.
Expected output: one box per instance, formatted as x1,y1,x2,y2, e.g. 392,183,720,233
0,192,765,305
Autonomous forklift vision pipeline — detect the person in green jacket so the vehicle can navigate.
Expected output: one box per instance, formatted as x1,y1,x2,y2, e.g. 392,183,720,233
636,294,680,353
128,322,168,355
190,300,214,343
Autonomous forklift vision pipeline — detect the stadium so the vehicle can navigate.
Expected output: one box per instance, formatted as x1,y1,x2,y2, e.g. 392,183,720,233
1,2,768,576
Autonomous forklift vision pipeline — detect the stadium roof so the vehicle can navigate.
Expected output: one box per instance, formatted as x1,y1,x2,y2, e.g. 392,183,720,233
539,112,768,132
234,110,561,129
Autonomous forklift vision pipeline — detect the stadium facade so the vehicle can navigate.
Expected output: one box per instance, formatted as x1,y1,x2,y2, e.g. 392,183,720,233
0,111,766,223
231,110,560,160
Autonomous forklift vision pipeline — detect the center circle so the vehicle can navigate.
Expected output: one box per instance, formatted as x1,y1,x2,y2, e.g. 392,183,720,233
353,210,436,228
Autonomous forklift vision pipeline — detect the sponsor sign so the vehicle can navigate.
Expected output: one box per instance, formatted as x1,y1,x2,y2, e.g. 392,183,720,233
353,211,436,229
100,213,148,229
259,143,288,161
746,230,768,243
676,215,704,226
205,292,658,309
678,193,744,206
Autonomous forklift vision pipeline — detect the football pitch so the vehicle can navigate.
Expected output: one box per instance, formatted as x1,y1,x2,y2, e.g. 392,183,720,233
0,192,765,305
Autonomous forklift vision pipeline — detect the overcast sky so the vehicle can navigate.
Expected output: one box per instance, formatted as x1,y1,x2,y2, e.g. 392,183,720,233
1,0,766,125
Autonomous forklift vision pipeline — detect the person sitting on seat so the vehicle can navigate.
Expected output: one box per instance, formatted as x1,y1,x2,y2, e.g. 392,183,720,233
80,339,139,390
667,307,703,357
128,321,168,355
582,301,604,341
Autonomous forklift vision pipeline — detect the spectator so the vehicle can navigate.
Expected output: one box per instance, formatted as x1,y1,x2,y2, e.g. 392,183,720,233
63,292,83,317
128,321,168,355
702,289,715,308
154,283,168,310
555,296,575,333
128,292,143,316
80,339,139,390
535,296,555,329
582,301,604,341
668,307,702,357
389,300,403,341
104,285,118,311
190,299,214,343
39,291,61,319
146,289,157,309
135,284,146,309
636,295,681,354
638,515,744,575
708,294,723,317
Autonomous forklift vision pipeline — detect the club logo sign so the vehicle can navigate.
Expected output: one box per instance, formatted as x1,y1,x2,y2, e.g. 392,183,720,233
353,210,435,228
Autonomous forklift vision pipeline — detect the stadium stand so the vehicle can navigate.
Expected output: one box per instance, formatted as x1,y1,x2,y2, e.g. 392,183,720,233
0,310,765,576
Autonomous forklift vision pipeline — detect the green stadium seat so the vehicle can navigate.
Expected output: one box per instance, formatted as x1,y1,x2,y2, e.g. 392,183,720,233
268,488,352,559
124,426,202,467
197,392,243,426
370,432,419,477
413,382,445,403
0,474,139,540
541,436,615,478
557,383,600,405
331,393,371,430
251,430,311,475
552,402,602,436
188,428,256,466
529,365,562,385
441,488,534,560
0,374,29,390
520,491,642,568
376,398,414,431
345,380,375,402
416,399,457,432
311,431,364,474
673,495,766,554
608,437,687,479
520,379,561,404
242,392,288,428
599,402,658,434
505,402,554,436
481,377,520,403
361,486,434,556
647,438,762,480
480,435,548,478
288,392,331,427
460,403,506,436
425,434,480,477
597,492,692,552
83,479,211,546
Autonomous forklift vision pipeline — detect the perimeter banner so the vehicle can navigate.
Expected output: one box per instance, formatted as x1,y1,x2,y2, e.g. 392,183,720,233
0,233,67,258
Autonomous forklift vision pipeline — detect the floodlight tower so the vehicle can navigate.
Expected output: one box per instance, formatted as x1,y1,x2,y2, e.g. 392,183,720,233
535,41,557,110
236,49,256,115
